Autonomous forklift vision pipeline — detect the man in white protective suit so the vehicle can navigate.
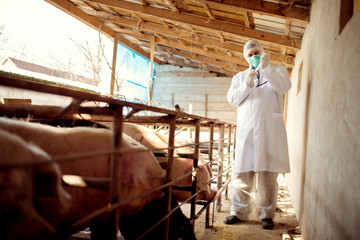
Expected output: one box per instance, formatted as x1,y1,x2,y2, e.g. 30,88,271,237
224,40,291,229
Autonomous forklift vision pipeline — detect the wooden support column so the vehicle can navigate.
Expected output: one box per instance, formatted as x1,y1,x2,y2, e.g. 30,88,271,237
190,119,200,229
109,106,123,239
216,123,225,212
148,35,155,101
225,125,232,199
205,122,214,228
164,115,176,240
110,35,118,96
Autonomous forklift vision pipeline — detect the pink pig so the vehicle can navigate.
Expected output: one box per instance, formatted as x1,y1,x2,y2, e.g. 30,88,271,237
0,117,165,239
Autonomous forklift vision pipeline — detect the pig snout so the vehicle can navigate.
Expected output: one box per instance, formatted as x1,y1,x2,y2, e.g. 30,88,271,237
32,153,72,226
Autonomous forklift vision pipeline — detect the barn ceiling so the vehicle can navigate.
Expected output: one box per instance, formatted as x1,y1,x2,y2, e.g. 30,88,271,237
45,0,312,76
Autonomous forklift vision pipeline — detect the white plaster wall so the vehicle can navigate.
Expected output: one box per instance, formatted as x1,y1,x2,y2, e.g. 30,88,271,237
0,86,71,106
152,65,237,124
286,0,360,239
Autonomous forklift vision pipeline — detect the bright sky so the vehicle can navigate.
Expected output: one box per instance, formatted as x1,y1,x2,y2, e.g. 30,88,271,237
0,0,112,70
0,0,151,97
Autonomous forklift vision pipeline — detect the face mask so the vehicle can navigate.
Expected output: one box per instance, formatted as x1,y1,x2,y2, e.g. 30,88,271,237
249,55,261,69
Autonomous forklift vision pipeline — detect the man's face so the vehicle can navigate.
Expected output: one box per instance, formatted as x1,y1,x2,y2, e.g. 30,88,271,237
246,48,261,59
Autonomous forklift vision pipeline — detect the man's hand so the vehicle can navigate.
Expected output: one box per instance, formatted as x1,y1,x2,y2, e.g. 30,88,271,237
245,69,256,87
257,52,270,70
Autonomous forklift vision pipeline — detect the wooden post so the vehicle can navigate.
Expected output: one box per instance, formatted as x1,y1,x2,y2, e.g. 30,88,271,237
217,124,225,212
109,106,123,239
225,125,232,199
205,122,214,228
164,115,176,240
190,119,200,229
110,35,118,96
148,36,155,101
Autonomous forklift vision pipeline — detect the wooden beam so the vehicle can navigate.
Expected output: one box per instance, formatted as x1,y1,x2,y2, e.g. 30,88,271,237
161,20,170,30
155,72,218,77
139,0,148,6
219,32,225,43
339,0,353,34
148,35,155,101
154,43,292,76
189,26,201,41
86,0,302,49
165,59,192,68
242,10,250,28
197,0,310,23
103,14,294,66
82,1,97,11
154,33,165,40
46,0,115,37
115,33,161,64
110,35,118,95
201,1,216,20
121,30,294,69
177,38,188,47
156,38,246,66
156,45,246,72
165,0,179,12
162,54,237,76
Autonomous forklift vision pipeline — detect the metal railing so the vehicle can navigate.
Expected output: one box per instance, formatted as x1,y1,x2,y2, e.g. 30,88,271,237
0,71,236,239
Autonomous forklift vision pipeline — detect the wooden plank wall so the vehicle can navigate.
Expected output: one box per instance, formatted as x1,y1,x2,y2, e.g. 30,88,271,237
152,65,237,124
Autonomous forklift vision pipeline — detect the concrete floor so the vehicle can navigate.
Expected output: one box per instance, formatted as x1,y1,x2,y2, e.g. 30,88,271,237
71,175,301,240
183,174,302,240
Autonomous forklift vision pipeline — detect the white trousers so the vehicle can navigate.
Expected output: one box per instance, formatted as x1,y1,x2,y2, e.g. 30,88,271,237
230,171,278,220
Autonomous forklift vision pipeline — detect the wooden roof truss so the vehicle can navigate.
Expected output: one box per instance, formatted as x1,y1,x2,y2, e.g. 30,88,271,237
46,0,312,76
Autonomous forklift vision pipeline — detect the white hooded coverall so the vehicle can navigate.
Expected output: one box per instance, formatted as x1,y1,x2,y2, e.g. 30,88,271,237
226,64,291,220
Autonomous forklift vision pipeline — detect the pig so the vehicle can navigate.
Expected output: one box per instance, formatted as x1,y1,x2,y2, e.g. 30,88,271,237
122,123,217,201
0,117,166,239
119,193,196,240
0,129,71,240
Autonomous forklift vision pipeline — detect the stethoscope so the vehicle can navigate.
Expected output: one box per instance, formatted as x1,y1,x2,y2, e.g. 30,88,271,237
253,68,268,88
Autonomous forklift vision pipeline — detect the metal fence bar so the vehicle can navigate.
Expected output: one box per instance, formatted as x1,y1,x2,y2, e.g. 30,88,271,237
0,72,230,124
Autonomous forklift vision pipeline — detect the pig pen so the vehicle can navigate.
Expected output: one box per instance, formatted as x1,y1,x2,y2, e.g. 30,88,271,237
0,71,236,240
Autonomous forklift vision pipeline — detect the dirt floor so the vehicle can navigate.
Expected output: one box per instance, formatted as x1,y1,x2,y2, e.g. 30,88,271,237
182,174,302,240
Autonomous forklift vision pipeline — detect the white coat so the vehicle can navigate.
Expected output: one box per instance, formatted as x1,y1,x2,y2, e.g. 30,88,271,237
227,65,291,173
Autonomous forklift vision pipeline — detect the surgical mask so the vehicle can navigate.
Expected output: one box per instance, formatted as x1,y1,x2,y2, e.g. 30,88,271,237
249,55,261,69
